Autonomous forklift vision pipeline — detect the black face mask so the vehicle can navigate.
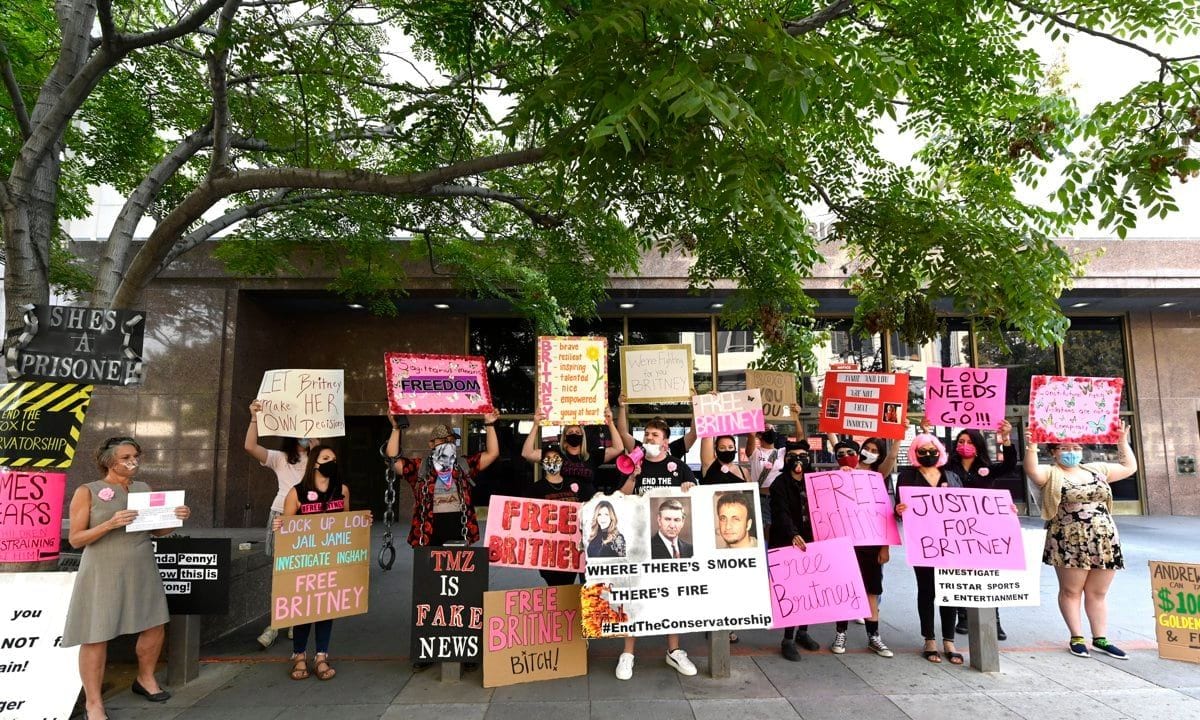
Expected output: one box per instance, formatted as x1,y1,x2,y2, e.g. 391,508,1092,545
786,455,811,475
916,454,939,468
563,434,584,448
761,430,778,445
317,460,339,478
716,449,737,464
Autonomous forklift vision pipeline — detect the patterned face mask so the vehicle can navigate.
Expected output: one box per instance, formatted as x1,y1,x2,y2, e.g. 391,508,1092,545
542,459,563,475
431,442,457,473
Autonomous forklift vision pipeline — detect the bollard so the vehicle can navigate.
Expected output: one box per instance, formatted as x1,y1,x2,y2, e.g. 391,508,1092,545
439,661,461,683
708,630,731,678
966,607,1000,672
166,614,201,686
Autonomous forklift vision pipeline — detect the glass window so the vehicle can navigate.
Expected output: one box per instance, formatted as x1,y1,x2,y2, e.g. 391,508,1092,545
800,320,882,413
974,329,1057,407
1063,317,1131,411
889,321,972,416
627,318,713,413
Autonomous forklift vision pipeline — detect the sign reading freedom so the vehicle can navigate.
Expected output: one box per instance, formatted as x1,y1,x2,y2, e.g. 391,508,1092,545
537,336,608,426
1028,375,1124,444
691,390,765,439
483,584,587,687
6,304,145,386
818,371,909,440
0,470,65,563
0,382,92,469
385,353,493,415
270,511,371,628
924,367,1007,430
485,495,584,573
768,538,869,628
805,469,900,547
899,487,1024,570
256,369,345,439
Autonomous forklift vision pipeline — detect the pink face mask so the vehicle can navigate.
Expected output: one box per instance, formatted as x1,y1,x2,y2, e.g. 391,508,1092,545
957,443,977,458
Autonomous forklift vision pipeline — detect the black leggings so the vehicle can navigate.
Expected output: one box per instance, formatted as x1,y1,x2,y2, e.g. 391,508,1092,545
430,512,466,546
914,567,956,641
293,620,333,654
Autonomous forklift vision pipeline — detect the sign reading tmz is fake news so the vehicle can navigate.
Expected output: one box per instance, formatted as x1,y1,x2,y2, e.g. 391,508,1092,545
899,487,1024,570
270,511,371,628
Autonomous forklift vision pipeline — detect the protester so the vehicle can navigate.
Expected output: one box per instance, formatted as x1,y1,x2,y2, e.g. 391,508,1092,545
745,421,786,530
894,433,965,664
1024,423,1137,659
64,437,191,718
699,434,750,484
516,443,595,585
768,441,821,660
617,392,697,464
522,407,624,493
586,499,627,558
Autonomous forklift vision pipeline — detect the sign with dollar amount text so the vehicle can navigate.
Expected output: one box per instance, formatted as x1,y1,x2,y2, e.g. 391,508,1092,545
1150,560,1200,664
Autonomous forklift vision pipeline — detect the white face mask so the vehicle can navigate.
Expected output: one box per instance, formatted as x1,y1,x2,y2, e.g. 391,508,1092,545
642,443,662,458
860,450,879,465
431,442,457,473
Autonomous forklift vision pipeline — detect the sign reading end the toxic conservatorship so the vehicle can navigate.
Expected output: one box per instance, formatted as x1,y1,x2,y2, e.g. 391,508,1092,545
270,511,371,628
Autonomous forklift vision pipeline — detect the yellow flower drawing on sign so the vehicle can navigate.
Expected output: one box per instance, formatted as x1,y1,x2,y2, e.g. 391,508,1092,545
587,343,605,391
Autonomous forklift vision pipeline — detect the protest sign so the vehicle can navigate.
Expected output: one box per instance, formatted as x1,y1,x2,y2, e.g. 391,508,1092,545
271,511,371,628
6,304,145,386
899,487,1024,570
0,572,81,720
385,353,493,415
925,367,1007,430
483,584,587,687
0,470,65,563
936,529,1045,608
256,369,345,438
746,370,798,422
768,538,870,627
153,537,231,615
818,371,909,439
805,469,900,546
411,547,488,662
691,389,765,438
619,344,693,403
485,495,584,573
0,382,92,468
580,485,773,638
537,336,608,426
126,490,185,533
1028,375,1124,444
1150,560,1200,664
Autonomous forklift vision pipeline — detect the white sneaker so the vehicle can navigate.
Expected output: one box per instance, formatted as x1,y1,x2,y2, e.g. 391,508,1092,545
831,631,848,654
615,652,635,680
854,618,866,625
665,648,697,676
257,626,278,649
868,634,894,658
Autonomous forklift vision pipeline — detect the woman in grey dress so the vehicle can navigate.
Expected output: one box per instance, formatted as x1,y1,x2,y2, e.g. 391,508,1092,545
64,437,191,720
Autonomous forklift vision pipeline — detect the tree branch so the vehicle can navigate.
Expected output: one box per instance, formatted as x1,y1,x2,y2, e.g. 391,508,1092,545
117,0,229,52
0,41,32,139
785,0,856,36
422,184,563,228
1007,0,1199,65
207,0,242,177
96,0,117,48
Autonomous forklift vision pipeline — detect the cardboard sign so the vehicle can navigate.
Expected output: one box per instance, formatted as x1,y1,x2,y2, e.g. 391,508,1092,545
385,353,493,415
691,389,765,438
483,584,587,687
768,538,870,628
0,382,92,468
536,336,608,426
411,547,488,662
1028,375,1124,444
745,370,797,421
270,511,371,628
805,470,900,547
0,572,81,720
936,529,1046,608
484,495,584,573
256,369,345,438
619,344,693,404
153,537,231,615
580,485,773,637
817,371,909,440
6,304,145,386
899,486,1024,570
1150,560,1200,664
925,367,1007,430
0,470,65,563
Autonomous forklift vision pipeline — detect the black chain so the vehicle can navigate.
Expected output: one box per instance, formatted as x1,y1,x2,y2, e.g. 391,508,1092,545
377,442,397,570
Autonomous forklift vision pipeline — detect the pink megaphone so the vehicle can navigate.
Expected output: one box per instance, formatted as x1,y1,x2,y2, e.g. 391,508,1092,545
616,447,645,474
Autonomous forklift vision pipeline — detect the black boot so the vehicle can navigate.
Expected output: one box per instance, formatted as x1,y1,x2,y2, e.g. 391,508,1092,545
955,608,968,635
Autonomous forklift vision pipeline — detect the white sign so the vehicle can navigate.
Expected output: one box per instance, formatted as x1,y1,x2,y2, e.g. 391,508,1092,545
0,572,81,720
126,490,185,532
256,369,346,438
935,529,1047,608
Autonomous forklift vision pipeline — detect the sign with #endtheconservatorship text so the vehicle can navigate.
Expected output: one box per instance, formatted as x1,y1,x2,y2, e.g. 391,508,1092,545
256,369,345,439
271,511,371,628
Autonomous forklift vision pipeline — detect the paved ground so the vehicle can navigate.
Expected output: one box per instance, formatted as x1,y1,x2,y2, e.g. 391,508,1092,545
91,515,1200,719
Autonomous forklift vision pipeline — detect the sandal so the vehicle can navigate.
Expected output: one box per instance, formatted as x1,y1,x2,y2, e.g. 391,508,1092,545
943,642,964,665
729,632,739,644
314,652,336,680
921,650,942,663
290,653,310,680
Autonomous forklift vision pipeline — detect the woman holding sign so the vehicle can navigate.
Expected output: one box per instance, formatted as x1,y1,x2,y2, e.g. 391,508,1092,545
769,442,823,660
522,407,624,494
64,437,192,718
699,434,751,484
1024,423,1137,659
515,443,597,585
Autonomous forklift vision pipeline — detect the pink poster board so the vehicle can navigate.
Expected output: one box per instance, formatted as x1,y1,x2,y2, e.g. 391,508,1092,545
925,367,1007,430
768,538,870,628
1028,375,1124,444
691,390,766,439
805,470,900,546
0,470,66,562
385,353,494,415
484,495,584,573
898,486,1025,570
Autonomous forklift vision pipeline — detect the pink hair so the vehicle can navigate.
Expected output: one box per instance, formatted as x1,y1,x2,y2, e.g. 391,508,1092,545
908,433,948,467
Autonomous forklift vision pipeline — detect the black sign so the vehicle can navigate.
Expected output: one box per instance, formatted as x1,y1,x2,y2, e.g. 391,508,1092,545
0,382,92,468
411,547,488,662
6,304,145,386
153,537,231,615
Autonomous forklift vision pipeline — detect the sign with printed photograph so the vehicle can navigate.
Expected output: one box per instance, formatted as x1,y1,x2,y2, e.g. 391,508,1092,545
6,304,145,386
936,529,1046,608
0,382,92,468
1028,375,1124,444
745,370,798,422
691,389,765,439
537,336,608,426
817,371,909,440
385,353,493,415
483,584,587,687
619,344,693,404
768,538,870,627
899,487,1025,570
579,485,772,638
484,495,584,573
270,511,371,628
256,369,345,438
924,367,1007,430
153,537,232,615
1150,560,1200,664
805,469,900,547
0,470,65,563
411,547,488,662
0,572,81,720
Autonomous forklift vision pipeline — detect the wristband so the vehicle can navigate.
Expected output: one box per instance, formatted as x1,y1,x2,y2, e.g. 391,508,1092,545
484,422,496,427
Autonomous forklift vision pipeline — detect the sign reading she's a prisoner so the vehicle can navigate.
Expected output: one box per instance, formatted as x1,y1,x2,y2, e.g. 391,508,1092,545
6,304,145,386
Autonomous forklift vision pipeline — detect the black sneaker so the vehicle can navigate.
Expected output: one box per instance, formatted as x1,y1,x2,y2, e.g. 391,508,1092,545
1092,639,1128,660
1068,639,1090,658
795,632,820,652
996,623,1007,641
780,639,801,662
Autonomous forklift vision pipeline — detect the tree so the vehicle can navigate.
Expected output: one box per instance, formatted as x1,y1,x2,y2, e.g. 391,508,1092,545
2,1,1198,369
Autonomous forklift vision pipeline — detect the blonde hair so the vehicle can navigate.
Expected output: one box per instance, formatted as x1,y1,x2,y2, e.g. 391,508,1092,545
563,425,589,463
1040,463,1111,520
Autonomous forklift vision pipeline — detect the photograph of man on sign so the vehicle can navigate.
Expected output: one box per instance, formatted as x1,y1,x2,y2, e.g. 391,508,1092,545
715,491,758,549
649,498,693,559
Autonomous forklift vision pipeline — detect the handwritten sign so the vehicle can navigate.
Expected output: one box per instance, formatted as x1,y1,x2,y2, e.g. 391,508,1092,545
805,470,900,547
0,572,81,720
1150,560,1200,664
768,538,869,627
411,547,488,662
0,382,92,469
936,529,1045,608
691,389,765,438
6,304,145,386
0,471,65,563
745,370,797,422
620,344,693,404
483,584,587,687
925,367,1006,430
256,369,345,438
270,511,371,628
485,495,584,573
1028,375,1124,444
818,372,909,440
385,353,493,415
537,337,608,426
899,487,1024,570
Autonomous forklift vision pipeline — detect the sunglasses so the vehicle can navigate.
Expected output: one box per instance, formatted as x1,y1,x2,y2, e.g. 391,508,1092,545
916,449,940,458
785,454,810,464
835,450,857,458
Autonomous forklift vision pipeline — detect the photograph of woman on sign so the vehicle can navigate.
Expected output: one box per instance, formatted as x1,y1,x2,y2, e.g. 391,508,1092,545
586,500,627,558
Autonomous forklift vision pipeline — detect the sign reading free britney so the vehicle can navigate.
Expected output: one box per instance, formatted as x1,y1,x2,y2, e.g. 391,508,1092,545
484,495,584,573
899,487,1024,570
270,511,371,628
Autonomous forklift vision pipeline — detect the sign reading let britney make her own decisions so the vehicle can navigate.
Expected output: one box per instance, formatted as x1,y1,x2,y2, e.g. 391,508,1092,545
899,487,1024,570
385,353,493,415
818,371,909,440
256,369,345,439
271,511,371,628
7,304,145,386
691,390,766,439
1028,375,1124,444
537,336,608,426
